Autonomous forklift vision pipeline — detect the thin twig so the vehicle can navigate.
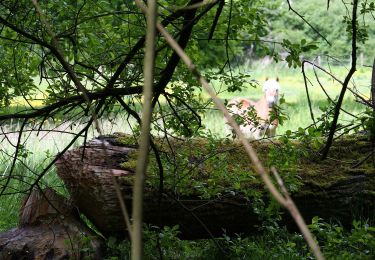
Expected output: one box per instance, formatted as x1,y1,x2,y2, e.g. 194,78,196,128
136,2,324,259
309,60,358,118
271,167,324,260
113,177,133,240
132,0,157,259
208,0,224,41
286,0,331,46
303,59,370,106
31,0,134,239
0,119,27,196
302,60,316,126
173,0,218,11
167,192,227,255
322,0,358,159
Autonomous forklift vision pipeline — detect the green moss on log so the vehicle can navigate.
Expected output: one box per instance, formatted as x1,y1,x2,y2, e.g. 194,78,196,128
115,133,138,147
120,150,138,171
115,133,374,200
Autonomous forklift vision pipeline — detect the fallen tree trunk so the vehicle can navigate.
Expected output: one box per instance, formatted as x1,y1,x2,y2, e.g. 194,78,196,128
0,188,102,259
55,134,375,239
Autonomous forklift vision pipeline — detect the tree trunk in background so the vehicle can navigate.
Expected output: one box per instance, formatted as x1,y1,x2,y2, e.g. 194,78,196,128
55,135,375,239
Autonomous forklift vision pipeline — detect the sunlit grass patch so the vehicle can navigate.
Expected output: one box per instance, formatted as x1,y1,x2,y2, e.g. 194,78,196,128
201,63,372,137
10,98,45,108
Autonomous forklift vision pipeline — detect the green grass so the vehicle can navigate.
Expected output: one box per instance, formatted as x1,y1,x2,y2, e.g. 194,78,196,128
201,63,372,137
0,128,70,231
0,115,140,231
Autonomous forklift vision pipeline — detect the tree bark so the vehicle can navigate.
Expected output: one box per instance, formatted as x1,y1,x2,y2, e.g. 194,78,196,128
0,188,102,259
55,135,375,239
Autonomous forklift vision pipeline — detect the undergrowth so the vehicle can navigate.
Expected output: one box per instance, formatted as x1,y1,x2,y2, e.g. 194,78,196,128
104,219,375,260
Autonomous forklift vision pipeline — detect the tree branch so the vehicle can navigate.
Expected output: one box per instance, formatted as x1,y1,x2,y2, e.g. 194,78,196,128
132,0,157,258
136,2,324,259
322,0,358,159
208,0,224,41
286,0,331,46
0,87,142,121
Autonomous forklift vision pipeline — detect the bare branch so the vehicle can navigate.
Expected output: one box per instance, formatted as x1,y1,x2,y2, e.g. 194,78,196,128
286,0,331,46
173,0,218,11
136,2,324,259
132,0,157,258
303,59,371,106
322,0,358,159
208,0,224,41
301,61,316,125
0,119,27,196
0,87,142,121
271,167,324,260
3,1,137,239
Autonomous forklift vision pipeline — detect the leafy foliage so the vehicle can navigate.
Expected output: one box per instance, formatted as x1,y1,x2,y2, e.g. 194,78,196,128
282,39,318,68
103,220,375,259
261,0,375,64
357,108,375,140
309,217,375,259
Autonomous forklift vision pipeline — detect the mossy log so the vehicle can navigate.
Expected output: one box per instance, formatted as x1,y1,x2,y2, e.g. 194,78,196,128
55,135,375,239
0,188,102,259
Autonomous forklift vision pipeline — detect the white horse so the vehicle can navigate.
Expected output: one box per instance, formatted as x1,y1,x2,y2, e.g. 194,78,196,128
227,78,280,139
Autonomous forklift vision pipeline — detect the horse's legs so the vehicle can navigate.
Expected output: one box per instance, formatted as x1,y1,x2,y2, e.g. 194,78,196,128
266,124,277,137
253,130,262,140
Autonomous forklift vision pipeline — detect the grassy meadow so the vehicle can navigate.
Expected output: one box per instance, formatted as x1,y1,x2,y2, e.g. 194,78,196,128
203,62,372,137
0,62,373,231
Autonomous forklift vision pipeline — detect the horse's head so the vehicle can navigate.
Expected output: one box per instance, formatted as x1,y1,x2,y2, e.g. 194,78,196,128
263,78,280,108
